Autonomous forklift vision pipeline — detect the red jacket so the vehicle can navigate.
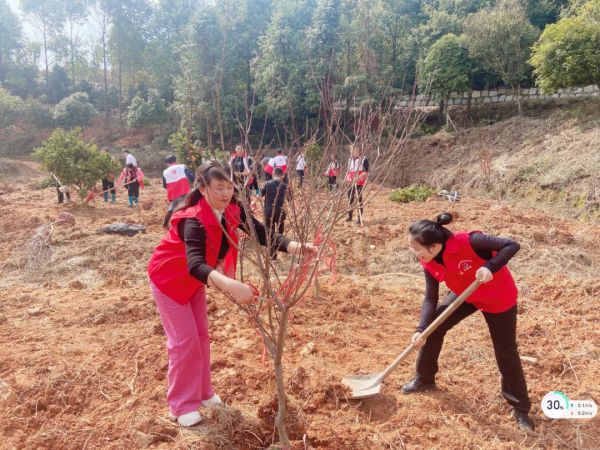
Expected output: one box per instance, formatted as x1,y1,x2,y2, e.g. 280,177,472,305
420,231,517,313
147,198,240,304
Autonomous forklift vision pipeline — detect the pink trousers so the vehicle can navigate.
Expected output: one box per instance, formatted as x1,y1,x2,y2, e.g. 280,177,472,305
151,282,214,416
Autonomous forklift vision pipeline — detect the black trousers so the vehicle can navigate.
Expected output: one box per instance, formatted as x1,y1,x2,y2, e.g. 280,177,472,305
264,208,285,256
328,175,337,191
56,186,70,204
127,180,140,198
101,177,115,194
347,184,364,220
415,297,531,414
296,169,304,187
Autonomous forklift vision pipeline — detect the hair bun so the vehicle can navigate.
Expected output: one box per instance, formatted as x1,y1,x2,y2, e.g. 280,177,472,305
436,212,453,226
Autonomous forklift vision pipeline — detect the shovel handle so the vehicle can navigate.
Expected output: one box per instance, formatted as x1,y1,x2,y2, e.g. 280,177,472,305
376,279,482,383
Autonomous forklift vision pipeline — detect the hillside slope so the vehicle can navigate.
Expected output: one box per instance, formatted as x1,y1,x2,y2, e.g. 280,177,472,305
396,98,600,220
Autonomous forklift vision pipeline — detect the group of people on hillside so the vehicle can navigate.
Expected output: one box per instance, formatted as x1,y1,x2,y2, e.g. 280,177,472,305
146,142,535,434
61,142,533,434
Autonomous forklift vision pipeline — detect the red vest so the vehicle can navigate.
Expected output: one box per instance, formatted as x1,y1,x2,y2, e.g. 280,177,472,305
264,160,274,175
147,198,240,304
346,157,367,186
163,164,190,201
273,155,288,173
420,232,517,313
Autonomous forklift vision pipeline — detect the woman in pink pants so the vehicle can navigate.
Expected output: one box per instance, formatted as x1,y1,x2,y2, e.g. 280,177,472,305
148,160,315,427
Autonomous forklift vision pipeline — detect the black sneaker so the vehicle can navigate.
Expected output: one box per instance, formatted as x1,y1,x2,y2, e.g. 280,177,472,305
512,410,535,432
401,378,436,395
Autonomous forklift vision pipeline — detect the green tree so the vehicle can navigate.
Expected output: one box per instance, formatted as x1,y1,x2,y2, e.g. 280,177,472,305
0,0,23,83
145,0,198,101
58,0,91,85
127,88,168,127
418,33,471,120
53,92,96,127
525,0,570,28
23,97,55,129
21,0,64,92
530,0,600,92
0,86,25,127
47,64,71,103
107,0,151,124
252,0,316,144
34,128,118,199
463,0,539,114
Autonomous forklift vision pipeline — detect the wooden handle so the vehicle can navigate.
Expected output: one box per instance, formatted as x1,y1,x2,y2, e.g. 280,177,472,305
376,280,482,383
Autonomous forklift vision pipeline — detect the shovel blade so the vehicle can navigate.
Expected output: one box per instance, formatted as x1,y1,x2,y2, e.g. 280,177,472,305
341,373,382,399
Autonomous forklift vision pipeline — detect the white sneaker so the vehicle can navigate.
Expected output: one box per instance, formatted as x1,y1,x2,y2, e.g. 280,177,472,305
176,411,202,427
201,394,222,408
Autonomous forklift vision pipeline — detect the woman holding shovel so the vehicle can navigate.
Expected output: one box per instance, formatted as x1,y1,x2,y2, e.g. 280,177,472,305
402,213,534,432
117,163,144,207
147,160,316,427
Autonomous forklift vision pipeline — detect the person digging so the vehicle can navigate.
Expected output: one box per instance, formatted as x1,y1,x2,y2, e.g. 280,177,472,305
147,160,317,427
162,155,195,228
345,144,369,224
403,213,535,432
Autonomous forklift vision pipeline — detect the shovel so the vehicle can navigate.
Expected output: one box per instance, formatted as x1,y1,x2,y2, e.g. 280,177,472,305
342,279,482,399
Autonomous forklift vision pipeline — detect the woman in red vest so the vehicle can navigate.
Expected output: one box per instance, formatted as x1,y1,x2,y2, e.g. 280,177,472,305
148,160,315,427
402,213,534,432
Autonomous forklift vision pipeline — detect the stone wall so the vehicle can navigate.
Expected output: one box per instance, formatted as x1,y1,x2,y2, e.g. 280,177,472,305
397,84,600,108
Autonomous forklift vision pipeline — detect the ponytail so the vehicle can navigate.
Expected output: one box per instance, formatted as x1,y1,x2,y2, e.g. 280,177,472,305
408,212,454,246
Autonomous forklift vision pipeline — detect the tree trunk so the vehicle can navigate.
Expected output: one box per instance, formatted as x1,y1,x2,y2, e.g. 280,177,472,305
118,39,123,125
102,7,109,127
515,85,522,115
43,20,49,95
273,307,290,448
438,99,445,124
70,20,75,85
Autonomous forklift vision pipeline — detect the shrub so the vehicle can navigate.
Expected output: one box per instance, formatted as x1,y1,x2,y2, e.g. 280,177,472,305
0,86,24,127
127,89,169,128
389,185,437,203
34,128,119,199
53,92,96,128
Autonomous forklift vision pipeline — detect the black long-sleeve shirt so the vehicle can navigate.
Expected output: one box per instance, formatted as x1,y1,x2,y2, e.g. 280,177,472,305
177,204,291,284
416,232,520,332
261,179,288,213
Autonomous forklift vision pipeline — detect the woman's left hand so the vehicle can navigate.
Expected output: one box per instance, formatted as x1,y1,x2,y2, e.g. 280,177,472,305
475,267,493,283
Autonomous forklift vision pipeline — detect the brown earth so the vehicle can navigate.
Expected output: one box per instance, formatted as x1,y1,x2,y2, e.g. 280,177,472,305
397,98,600,221
0,162,599,449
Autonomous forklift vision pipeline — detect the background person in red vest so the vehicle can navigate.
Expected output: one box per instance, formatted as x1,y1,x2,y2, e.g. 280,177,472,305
324,154,340,191
147,160,316,427
345,144,369,223
402,213,534,432
273,148,288,174
162,155,195,228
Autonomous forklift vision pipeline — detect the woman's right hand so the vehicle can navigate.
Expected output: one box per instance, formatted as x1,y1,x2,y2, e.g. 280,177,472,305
227,281,257,305
411,332,426,349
